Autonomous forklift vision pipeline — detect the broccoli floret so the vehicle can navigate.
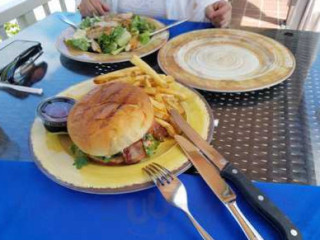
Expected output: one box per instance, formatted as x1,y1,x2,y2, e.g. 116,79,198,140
130,15,155,34
139,32,151,45
98,26,128,53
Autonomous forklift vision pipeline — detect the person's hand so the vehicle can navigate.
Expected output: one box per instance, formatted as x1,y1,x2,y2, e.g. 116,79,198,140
205,0,232,28
78,0,110,17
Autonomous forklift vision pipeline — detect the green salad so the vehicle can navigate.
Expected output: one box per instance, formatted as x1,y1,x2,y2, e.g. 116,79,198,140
65,13,156,55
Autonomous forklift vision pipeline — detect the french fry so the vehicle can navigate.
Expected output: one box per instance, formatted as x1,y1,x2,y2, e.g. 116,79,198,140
126,76,136,84
130,55,167,87
132,75,148,82
94,67,141,84
94,76,134,84
157,87,187,100
162,95,185,114
160,93,175,100
133,81,141,87
150,98,167,111
154,111,170,121
160,74,175,84
144,87,157,95
130,69,145,77
144,77,152,88
154,94,163,102
94,75,125,84
166,76,175,83
121,66,141,73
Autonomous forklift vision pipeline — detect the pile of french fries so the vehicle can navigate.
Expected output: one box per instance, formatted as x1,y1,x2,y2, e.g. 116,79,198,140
93,55,187,137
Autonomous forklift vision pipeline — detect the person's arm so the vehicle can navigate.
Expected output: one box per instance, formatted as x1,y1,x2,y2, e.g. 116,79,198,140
78,0,110,17
205,0,232,28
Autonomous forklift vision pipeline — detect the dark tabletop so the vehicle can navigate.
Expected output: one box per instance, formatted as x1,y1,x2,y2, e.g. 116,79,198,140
1,12,320,185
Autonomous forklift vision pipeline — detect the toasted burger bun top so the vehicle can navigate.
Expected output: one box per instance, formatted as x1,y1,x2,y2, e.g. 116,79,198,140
67,81,154,156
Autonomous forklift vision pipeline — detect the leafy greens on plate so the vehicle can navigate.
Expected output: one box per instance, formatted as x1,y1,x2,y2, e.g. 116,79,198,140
65,13,156,55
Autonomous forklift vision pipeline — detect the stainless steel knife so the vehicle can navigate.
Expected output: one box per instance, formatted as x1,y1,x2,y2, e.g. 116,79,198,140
149,18,189,36
175,135,263,240
170,109,301,240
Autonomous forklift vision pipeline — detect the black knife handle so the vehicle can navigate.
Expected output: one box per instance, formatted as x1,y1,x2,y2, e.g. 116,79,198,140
221,163,302,240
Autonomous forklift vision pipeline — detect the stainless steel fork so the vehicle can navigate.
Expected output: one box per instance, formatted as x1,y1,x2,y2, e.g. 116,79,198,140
58,15,78,29
143,163,214,240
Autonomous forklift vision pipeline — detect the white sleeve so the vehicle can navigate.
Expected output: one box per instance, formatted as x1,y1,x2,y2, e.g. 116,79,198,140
107,0,118,13
76,0,81,7
76,0,114,11
166,0,220,22
189,0,220,22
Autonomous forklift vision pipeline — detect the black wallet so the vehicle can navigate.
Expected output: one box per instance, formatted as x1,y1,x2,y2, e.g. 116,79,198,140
0,40,42,84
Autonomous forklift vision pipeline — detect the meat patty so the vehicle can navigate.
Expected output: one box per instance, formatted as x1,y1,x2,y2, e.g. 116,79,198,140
148,121,168,141
123,140,147,164
90,121,168,165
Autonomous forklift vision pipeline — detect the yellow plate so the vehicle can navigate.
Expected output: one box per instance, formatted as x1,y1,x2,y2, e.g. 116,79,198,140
158,29,296,92
56,17,169,64
30,80,213,194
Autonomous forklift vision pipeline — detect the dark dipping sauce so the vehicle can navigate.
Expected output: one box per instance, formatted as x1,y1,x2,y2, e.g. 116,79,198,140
37,97,75,133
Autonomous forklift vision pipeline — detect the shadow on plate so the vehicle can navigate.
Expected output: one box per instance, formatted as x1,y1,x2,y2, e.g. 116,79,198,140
59,51,162,76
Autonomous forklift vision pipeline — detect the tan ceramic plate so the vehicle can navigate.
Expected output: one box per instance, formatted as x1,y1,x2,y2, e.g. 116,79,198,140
56,17,169,63
158,29,296,92
30,79,213,194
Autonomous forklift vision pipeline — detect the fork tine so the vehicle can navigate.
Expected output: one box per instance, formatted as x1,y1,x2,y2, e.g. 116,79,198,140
145,165,165,185
149,163,171,184
146,164,166,185
152,163,174,181
143,167,158,185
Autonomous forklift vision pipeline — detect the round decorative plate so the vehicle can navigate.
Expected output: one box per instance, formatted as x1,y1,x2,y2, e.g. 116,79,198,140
56,17,169,64
158,29,296,92
30,80,214,194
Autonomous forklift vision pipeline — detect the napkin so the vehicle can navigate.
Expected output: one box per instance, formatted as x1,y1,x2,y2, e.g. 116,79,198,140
0,161,319,240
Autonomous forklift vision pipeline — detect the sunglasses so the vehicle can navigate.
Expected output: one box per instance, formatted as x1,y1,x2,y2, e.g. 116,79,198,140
0,43,43,85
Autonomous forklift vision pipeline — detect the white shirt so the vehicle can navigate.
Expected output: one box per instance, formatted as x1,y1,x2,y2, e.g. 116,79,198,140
118,0,167,18
105,0,219,22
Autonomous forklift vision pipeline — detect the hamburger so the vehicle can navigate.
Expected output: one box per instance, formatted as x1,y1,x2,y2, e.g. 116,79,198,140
67,81,168,168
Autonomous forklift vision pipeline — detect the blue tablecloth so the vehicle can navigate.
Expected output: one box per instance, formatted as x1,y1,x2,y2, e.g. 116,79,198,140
159,19,213,38
0,161,319,240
